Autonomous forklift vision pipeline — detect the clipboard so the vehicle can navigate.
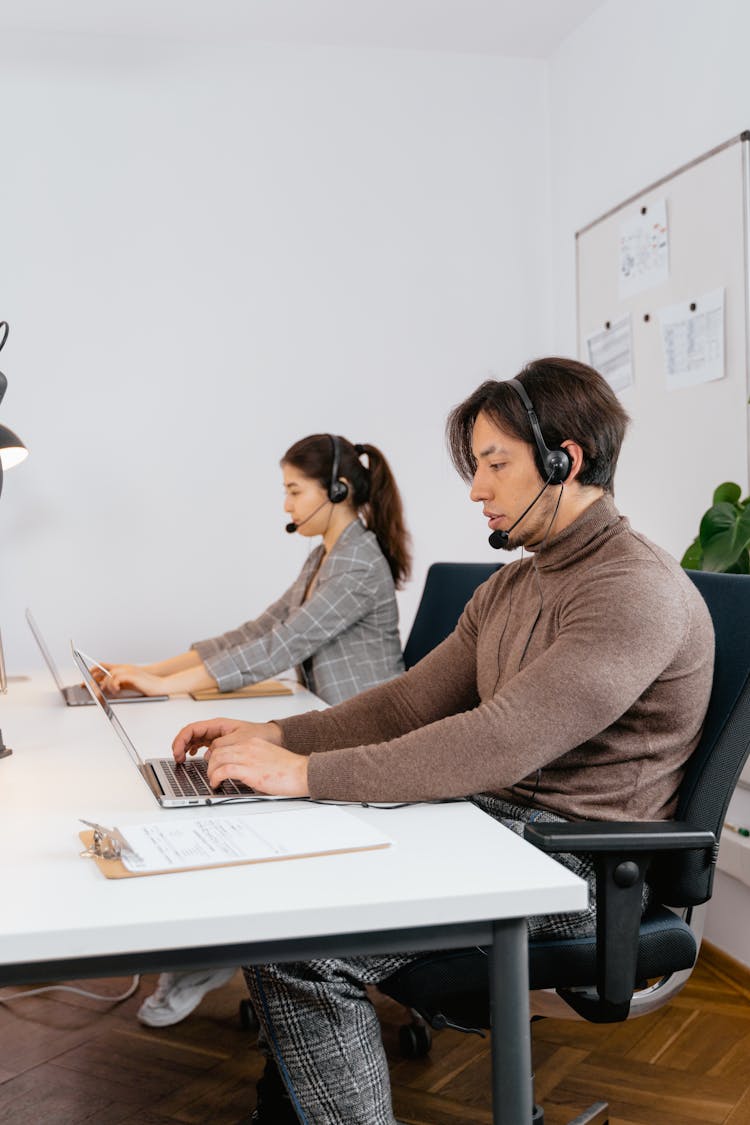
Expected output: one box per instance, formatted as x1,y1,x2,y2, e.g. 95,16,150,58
78,811,391,880
189,680,293,701
79,830,147,880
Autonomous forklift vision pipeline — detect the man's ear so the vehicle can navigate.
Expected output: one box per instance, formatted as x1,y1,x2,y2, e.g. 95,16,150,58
561,440,585,484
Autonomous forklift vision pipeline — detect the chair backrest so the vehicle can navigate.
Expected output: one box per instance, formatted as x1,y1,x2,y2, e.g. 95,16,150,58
653,570,750,906
403,562,503,669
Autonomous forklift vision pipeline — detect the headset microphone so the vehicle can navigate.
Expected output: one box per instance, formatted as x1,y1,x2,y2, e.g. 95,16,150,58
488,477,554,549
285,499,331,534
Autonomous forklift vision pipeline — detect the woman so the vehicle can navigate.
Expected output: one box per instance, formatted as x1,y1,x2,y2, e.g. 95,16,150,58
101,433,411,1027
99,433,410,704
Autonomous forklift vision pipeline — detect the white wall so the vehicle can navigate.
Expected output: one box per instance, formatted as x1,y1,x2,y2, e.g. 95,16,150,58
550,0,750,967
0,32,552,675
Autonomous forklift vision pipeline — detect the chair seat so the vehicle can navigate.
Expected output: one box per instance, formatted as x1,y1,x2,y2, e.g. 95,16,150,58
381,907,697,1029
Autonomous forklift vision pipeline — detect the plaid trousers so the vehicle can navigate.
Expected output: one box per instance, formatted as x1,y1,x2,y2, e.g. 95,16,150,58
243,796,607,1124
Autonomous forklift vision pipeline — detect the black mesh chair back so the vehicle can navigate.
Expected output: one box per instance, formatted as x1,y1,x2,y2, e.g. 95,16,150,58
403,562,502,669
652,571,750,905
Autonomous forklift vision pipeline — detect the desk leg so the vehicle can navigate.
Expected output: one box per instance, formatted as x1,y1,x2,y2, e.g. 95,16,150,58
489,918,533,1125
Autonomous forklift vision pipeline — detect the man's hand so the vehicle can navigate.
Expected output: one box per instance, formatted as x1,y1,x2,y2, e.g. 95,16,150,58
171,719,307,797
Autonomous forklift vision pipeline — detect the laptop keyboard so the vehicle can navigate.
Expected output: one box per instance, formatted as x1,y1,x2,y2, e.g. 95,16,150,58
162,757,256,798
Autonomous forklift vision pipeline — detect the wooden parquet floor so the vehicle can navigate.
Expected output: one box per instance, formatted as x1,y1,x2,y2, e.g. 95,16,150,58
0,944,748,1124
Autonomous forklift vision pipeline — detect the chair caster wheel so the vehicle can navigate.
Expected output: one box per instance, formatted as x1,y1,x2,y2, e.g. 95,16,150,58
239,998,259,1031
399,1022,432,1058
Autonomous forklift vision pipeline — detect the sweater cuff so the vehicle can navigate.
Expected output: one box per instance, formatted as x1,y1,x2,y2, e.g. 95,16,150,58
307,746,369,802
275,711,332,753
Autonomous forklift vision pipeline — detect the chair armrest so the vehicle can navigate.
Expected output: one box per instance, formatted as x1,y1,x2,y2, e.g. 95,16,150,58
522,819,716,1024
524,820,716,854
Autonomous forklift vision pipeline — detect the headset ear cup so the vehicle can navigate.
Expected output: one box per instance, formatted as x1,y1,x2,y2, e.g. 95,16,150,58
326,434,348,503
545,449,571,484
329,479,349,504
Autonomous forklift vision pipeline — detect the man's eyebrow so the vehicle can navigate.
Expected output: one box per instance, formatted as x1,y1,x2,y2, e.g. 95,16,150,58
475,443,511,459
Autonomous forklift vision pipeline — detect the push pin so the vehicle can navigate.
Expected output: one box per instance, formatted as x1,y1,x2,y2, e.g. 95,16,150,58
0,728,12,760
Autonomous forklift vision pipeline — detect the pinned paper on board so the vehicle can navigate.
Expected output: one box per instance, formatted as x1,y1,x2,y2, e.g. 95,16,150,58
585,314,634,394
618,199,669,298
657,288,725,390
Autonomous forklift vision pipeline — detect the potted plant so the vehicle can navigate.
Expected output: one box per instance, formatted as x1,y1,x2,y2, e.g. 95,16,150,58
681,482,750,573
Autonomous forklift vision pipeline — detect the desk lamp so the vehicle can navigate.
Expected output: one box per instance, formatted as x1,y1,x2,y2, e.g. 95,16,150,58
0,322,28,500
0,321,28,749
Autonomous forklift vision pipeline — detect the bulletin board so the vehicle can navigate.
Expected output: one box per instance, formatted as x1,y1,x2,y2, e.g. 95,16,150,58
576,133,750,560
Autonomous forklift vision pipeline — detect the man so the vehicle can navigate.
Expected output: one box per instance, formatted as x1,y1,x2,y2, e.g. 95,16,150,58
172,358,714,1125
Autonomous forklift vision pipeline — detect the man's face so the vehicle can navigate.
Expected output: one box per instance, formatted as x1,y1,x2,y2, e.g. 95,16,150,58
469,410,559,550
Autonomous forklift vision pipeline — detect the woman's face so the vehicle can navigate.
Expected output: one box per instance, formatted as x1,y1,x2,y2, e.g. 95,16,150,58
282,463,332,537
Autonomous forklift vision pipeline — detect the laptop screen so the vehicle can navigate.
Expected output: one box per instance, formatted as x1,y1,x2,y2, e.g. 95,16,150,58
71,646,145,767
25,609,65,691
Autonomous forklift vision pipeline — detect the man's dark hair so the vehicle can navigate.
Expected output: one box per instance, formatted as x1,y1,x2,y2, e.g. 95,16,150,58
446,357,631,493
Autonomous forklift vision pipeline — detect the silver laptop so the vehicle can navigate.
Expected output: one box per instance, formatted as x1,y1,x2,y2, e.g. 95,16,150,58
27,609,167,705
72,645,274,807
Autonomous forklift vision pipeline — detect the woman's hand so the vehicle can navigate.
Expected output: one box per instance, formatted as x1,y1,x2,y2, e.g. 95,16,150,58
171,719,306,796
100,666,171,697
91,661,138,685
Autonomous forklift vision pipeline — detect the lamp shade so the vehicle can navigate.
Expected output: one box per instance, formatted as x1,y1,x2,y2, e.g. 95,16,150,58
0,424,28,470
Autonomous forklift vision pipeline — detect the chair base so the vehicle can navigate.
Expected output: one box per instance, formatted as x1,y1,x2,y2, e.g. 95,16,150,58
565,1102,608,1124
532,1097,607,1123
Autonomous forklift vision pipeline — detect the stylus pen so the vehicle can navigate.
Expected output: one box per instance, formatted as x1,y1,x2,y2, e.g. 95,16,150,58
77,650,112,680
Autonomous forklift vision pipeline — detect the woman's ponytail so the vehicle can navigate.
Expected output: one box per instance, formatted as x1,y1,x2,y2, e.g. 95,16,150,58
351,442,412,589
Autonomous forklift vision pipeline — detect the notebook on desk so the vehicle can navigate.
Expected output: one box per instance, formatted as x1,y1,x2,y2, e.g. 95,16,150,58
71,645,291,808
27,609,167,706
190,680,293,701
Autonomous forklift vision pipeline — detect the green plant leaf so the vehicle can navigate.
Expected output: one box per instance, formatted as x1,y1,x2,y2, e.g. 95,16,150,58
700,501,750,571
712,481,743,505
680,537,704,570
726,548,750,575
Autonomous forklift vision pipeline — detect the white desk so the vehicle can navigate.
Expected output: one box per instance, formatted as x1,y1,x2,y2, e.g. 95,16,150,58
0,674,588,1124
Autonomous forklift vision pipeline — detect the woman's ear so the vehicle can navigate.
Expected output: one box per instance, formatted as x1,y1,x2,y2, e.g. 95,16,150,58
340,477,356,505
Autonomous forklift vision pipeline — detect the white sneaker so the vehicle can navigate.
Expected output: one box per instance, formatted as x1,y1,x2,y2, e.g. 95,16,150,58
137,966,237,1027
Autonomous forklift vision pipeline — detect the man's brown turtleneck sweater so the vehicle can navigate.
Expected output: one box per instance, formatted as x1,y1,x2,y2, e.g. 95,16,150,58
277,495,714,821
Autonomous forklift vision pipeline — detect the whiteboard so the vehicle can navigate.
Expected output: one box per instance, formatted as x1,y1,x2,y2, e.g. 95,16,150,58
576,134,750,562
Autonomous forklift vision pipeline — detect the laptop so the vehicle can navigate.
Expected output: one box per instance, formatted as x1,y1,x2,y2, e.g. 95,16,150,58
27,609,168,706
72,645,277,807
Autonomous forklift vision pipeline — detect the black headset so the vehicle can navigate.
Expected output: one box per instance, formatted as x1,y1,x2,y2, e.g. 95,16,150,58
505,379,571,485
327,434,349,503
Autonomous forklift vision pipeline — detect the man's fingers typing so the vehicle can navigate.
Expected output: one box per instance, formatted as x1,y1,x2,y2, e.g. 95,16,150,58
172,718,239,761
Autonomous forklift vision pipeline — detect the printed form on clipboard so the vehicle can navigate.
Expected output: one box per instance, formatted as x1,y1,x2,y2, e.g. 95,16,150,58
79,806,392,879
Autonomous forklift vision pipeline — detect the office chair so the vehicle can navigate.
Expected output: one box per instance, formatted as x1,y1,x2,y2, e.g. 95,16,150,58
381,570,750,1124
403,562,503,669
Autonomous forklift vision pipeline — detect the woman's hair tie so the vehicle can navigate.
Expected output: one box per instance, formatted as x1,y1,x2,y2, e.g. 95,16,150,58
354,443,366,457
